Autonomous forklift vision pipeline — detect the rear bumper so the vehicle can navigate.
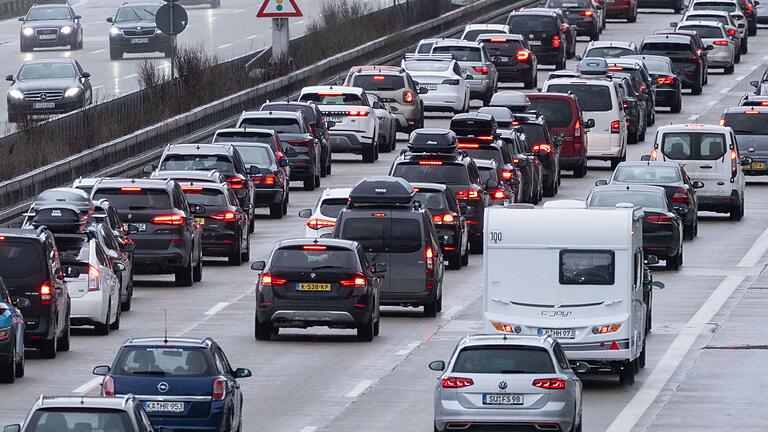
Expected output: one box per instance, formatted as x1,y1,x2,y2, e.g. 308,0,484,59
329,132,375,154
381,289,437,307
531,49,563,65
560,339,632,361
201,231,238,256
644,232,679,258
434,401,574,432
497,64,535,82
654,88,680,107
422,91,465,111
70,292,108,326
605,3,632,15
258,300,372,328
698,190,740,212
133,250,189,273
144,400,225,432
253,188,283,206
559,155,585,169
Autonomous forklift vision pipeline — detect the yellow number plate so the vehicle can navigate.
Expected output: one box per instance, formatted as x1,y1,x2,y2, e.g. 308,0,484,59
749,162,766,170
298,283,331,291
196,218,205,225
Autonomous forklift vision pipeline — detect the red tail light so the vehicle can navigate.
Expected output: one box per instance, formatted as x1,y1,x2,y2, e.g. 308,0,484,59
516,49,531,61
425,246,434,271
611,120,621,134
419,160,443,165
730,13,744,19
260,273,286,286
102,376,115,397
472,66,489,75
456,189,479,200
210,211,237,221
372,75,385,81
340,273,367,288
713,39,729,46
656,76,676,85
403,90,416,104
552,35,561,48
580,9,593,15
489,37,508,42
492,189,506,200
152,214,185,225
432,213,456,224
287,139,313,146
608,66,624,71
718,118,726,126
646,215,672,224
252,173,276,185
306,218,336,230
533,378,566,389
533,144,552,153
727,28,737,36
561,23,568,32
88,265,100,292
120,187,142,193
746,4,753,12
502,169,513,180
623,101,630,109
40,282,52,305
671,187,689,204
744,109,760,114
302,245,327,251
731,148,738,179
226,177,245,189
212,377,226,401
347,110,370,117
651,148,658,161
442,377,474,388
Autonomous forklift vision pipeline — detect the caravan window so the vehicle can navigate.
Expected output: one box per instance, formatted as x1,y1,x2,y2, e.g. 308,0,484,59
559,250,615,285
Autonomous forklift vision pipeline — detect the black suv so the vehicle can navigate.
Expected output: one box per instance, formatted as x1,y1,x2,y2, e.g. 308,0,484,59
507,9,572,69
18,3,82,51
251,239,383,341
91,179,204,287
605,59,657,126
411,182,469,270
499,128,544,204
231,142,290,219
475,34,539,89
389,129,490,253
107,2,171,60
511,113,561,197
0,228,75,358
544,0,600,40
641,33,707,95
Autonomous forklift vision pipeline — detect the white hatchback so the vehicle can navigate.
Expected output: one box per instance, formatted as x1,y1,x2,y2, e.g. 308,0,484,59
299,187,352,238
402,54,470,113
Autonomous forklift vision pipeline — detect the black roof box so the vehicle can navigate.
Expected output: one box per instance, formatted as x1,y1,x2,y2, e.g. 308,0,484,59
28,205,87,234
450,113,497,138
407,128,458,154
349,176,415,206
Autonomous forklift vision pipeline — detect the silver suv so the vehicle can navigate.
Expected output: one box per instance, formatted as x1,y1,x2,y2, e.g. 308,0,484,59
431,40,498,106
429,334,585,432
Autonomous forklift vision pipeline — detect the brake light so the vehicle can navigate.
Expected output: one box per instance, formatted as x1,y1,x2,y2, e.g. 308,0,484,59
727,28,737,36
253,173,276,185
608,66,624,71
40,282,52,305
302,245,327,251
762,101,768,106
718,118,726,126
456,189,479,200
152,214,185,225
306,218,336,230
656,76,676,85
611,120,621,133
731,148,738,179
713,39,729,46
574,119,582,137
457,143,480,149
181,186,204,192
492,189,506,200
403,90,416,104
516,49,531,61
102,376,115,397
226,177,245,189
552,35,561,48
744,109,760,114
371,212,386,217
419,160,443,165
347,110,370,117
425,246,434,271
120,187,142,192
489,37,508,42
671,187,689,204
212,377,226,401
432,213,456,224
561,23,568,32
581,9,593,15
260,273,286,286
532,144,552,153
442,377,474,388
340,273,367,288
287,139,313,146
502,169,513,180
651,148,658,161
623,102,630,110
317,92,343,96
442,79,460,85
533,378,566,389
210,211,237,221
472,66,489,75
372,75,385,81
646,215,672,224
746,4,753,12
88,265,100,292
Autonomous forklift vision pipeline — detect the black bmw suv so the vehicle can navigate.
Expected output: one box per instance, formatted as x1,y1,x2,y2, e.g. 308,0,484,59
511,113,561,197
18,3,83,51
107,2,171,60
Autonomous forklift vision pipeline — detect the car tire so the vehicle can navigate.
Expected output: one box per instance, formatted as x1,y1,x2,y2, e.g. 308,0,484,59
523,73,536,89
639,123,646,142
447,250,462,270
254,318,273,341
666,249,681,270
639,342,647,369
241,238,250,263
741,37,748,54
315,173,322,187
730,198,744,220
57,316,70,352
210,0,221,8
691,79,703,95
748,23,756,36
373,315,380,336
725,63,735,74
670,97,682,113
109,46,122,60
574,162,587,178
303,175,316,191
461,246,469,266
0,358,16,384
95,302,111,336
423,296,439,318
628,7,637,22
269,202,283,219
121,278,133,312
735,51,741,63
591,28,600,41
282,192,289,215
39,331,57,359
15,347,24,378
110,303,121,330
482,92,493,107
228,240,243,266
469,235,483,254
362,144,376,163
683,222,695,240
193,251,203,282
618,361,636,385
357,318,375,341
175,253,194,287
555,57,566,70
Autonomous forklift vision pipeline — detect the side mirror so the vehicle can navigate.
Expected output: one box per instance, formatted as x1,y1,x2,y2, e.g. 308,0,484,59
64,265,80,279
4,425,21,432
283,147,297,156
462,206,476,216
584,118,595,129
81,72,91,79
326,120,336,128
515,156,528,168
706,44,714,50
573,362,590,373
464,73,474,80
142,164,155,174
298,208,313,218
740,156,753,165
640,154,651,161
113,262,126,273
251,261,266,271
675,206,688,215
429,360,446,371
509,177,520,186
595,179,609,186
234,368,252,378
750,80,760,88
234,189,247,199
122,242,136,253
554,135,565,146
692,181,704,189
574,55,582,61
14,298,31,308
189,204,206,215
669,21,678,27
652,280,665,289
74,15,82,19
645,255,660,265
5,75,13,82
755,0,760,5
418,86,429,94
485,179,499,190
92,365,111,376
242,202,253,211
126,224,140,234
106,17,113,23
18,17,25,21
373,262,387,273
279,159,290,167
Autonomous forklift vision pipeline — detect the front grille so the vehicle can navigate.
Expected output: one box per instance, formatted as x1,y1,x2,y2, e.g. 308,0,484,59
35,28,58,36
23,91,64,101
122,28,155,37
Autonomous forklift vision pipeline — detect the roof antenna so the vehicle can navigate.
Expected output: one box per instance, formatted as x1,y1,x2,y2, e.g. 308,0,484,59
163,309,168,344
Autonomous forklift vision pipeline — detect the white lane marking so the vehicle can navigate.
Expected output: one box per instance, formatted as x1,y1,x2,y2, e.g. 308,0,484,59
122,74,137,80
763,54,768,60
604,275,744,432
217,43,232,49
395,340,421,355
706,100,717,108
204,302,229,315
720,87,730,94
90,49,105,54
734,75,746,81
738,225,768,267
299,428,317,432
686,114,698,121
345,380,373,398
296,20,305,24
72,377,102,395
92,85,104,90
71,0,89,7
445,305,461,319
246,34,259,39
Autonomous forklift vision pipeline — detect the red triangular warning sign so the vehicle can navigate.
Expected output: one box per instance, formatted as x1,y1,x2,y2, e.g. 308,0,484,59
257,0,302,17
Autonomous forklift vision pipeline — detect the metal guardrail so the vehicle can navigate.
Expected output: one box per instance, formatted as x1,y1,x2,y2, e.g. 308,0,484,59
0,0,536,224
0,0,33,20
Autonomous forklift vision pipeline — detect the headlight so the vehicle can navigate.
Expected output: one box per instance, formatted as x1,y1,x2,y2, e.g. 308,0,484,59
22,27,34,36
110,26,120,36
64,87,81,98
8,89,24,100
60,25,73,34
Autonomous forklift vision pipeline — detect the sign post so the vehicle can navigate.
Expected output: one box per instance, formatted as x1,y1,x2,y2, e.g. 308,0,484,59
156,0,189,79
257,0,302,61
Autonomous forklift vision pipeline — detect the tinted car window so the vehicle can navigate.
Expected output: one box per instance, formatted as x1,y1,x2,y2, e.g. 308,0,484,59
589,191,667,209
585,47,635,58
613,165,682,182
272,248,357,269
432,46,482,62
546,84,612,111
722,113,768,134
0,241,45,280
341,219,387,253
320,198,349,218
403,60,452,72
546,0,592,7
679,25,724,38
263,104,316,122
238,118,301,134
463,29,501,42
93,189,172,210
392,163,470,184
214,132,274,144
518,124,547,145
477,166,499,183
484,41,525,56
112,347,215,376
184,189,227,207
507,15,555,32
352,75,406,91
232,145,273,166
159,155,235,174
463,148,502,164
115,5,160,22
687,15,729,25
414,192,449,213
661,132,727,160
528,99,573,128
299,93,365,106
641,42,692,53
640,59,672,74
26,410,133,432
453,346,555,374
691,1,737,11
560,250,615,285
56,236,90,262
26,7,70,20
390,219,421,253
19,63,75,80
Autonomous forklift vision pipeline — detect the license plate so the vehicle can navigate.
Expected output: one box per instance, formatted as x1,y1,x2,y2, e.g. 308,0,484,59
298,283,331,291
144,401,184,413
528,40,542,46
38,34,56,40
749,162,766,170
196,218,205,225
130,38,149,44
328,117,343,124
424,84,438,90
538,328,576,339
483,394,524,405
32,102,55,109
124,223,146,232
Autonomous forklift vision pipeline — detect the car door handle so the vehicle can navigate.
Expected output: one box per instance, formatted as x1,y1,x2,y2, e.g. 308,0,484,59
701,165,713,169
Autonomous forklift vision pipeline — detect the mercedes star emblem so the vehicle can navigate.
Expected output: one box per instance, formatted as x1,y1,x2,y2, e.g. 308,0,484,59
310,272,316,279
157,382,169,393
498,381,508,390
40,93,48,101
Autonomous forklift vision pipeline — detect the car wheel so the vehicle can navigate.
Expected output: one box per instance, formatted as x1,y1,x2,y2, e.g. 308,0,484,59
749,23,757,36
373,315,380,336
523,73,535,89
110,303,121,330
57,316,70,352
357,317,375,341
362,144,376,163
15,347,24,378
228,239,243,266
193,251,203,282
730,198,744,220
254,318,273,341
639,342,647,369
461,246,469,266
423,295,440,318
618,361,636,385
639,123,646,142
95,302,112,335
592,28,600,41
725,63,735,74
666,249,681,270
315,173,322,188
39,330,57,359
0,356,16,384
670,96,682,113
735,50,742,63
19,41,31,52
320,157,328,178
121,277,133,312
555,57,566,70
469,234,483,254
175,253,194,287
303,175,316,191
447,250,462,270
574,162,587,178
269,202,283,219
741,37,749,54
683,221,695,240
282,191,289,215
241,237,250,263
482,92,493,107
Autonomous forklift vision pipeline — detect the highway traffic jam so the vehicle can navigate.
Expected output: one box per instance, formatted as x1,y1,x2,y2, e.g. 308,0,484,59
2,0,768,431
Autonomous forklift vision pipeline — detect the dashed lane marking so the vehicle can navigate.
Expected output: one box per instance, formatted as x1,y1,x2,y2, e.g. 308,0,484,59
205,302,229,315
72,377,102,395
345,380,373,398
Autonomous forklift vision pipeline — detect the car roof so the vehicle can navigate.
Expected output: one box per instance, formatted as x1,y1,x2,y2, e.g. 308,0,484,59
465,23,509,30
151,170,224,180
618,161,682,168
215,127,277,136
605,58,645,68
119,2,163,7
302,86,364,95
591,184,667,194
457,334,556,349
92,178,174,190
410,182,448,192
30,3,69,8
678,20,724,27
239,110,304,120
433,40,482,48
642,34,691,44
275,238,359,250
124,337,214,347
176,181,229,191
623,54,672,64
22,58,76,66
527,92,577,101
512,8,558,16
349,68,405,76
545,77,613,86
476,33,524,41
165,143,235,156
474,159,498,169
725,106,768,113
34,396,135,410
320,187,353,199
588,40,635,48
262,100,316,108
656,123,731,133
686,9,732,15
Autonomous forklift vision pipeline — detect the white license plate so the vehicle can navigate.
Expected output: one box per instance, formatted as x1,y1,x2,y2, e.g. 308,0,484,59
528,40,542,46
328,117,343,123
424,84,438,90
32,102,55,109
144,401,184,413
38,34,57,40
539,328,576,339
496,56,510,62
483,394,524,405
130,38,149,44
124,223,146,232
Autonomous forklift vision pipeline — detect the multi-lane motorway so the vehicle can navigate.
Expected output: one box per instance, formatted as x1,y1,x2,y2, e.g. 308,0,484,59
1,6,768,432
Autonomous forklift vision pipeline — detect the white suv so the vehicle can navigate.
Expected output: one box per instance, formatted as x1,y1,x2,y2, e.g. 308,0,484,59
651,124,746,219
298,86,379,163
298,187,352,238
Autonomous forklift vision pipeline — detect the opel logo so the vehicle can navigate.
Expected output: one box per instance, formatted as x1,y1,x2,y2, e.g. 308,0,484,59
157,382,169,393
498,381,508,390
40,93,48,101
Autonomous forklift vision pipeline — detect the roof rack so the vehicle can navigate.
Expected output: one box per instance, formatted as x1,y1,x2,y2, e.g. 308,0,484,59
407,129,459,154
348,176,416,206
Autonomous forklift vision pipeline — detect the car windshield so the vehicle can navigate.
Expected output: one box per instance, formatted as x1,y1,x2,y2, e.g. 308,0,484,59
586,47,634,58
507,15,554,32
183,189,227,207
18,63,76,80
641,42,692,54
352,74,405,91
679,25,724,38
115,6,158,22
477,166,499,183
692,2,737,11
722,113,768,134
112,347,215,376
528,99,573,128
56,236,90,263
453,346,556,374
233,145,273,166
0,240,45,280
271,247,357,270
25,409,134,432
299,92,365,106
661,132,727,160
432,46,482,62
545,84,612,111
319,198,349,218
160,155,235,174
26,7,70,20
92,188,172,211
518,124,547,145
214,132,274,144
238,117,302,134
404,60,452,72
589,190,667,209
638,59,672,74
613,165,682,183
392,163,470,185
547,0,592,7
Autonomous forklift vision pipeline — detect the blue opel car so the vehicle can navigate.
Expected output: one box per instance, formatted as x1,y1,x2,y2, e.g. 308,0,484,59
0,276,27,384
93,337,251,431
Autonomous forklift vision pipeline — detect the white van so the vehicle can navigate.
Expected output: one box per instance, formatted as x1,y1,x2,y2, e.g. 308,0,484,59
542,75,628,168
483,201,652,385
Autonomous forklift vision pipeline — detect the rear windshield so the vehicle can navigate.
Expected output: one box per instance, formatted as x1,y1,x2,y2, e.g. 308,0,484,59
528,99,573,128
613,165,682,183
340,218,422,254
25,409,133,432
641,42,692,53
352,75,406,91
546,0,592,7
679,25,724,38
560,250,615,285
545,84,612,111
589,191,667,209
183,189,227,208
463,29,502,42
518,124,547,145
320,198,349,218
417,41,435,54
477,166,499,183
432,46,482,62
299,93,365,106
213,131,274,144
453,346,555,374
262,104,316,123
414,192,449,213
112,347,215,376
0,241,45,280
238,117,302,134
159,155,235,175
93,188,172,211
463,148,502,165
392,163,470,185
691,2,737,11
56,236,89,263
639,59,672,74
233,145,273,167
403,60,452,72
661,132,727,160
506,15,555,32
483,41,525,56
585,47,634,58
722,113,768,134
272,247,357,270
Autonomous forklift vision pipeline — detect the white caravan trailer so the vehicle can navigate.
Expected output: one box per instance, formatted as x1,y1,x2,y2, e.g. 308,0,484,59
483,200,649,385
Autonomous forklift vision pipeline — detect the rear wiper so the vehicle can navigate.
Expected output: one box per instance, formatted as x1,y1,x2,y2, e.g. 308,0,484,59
310,265,344,271
131,371,166,376
128,206,150,210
